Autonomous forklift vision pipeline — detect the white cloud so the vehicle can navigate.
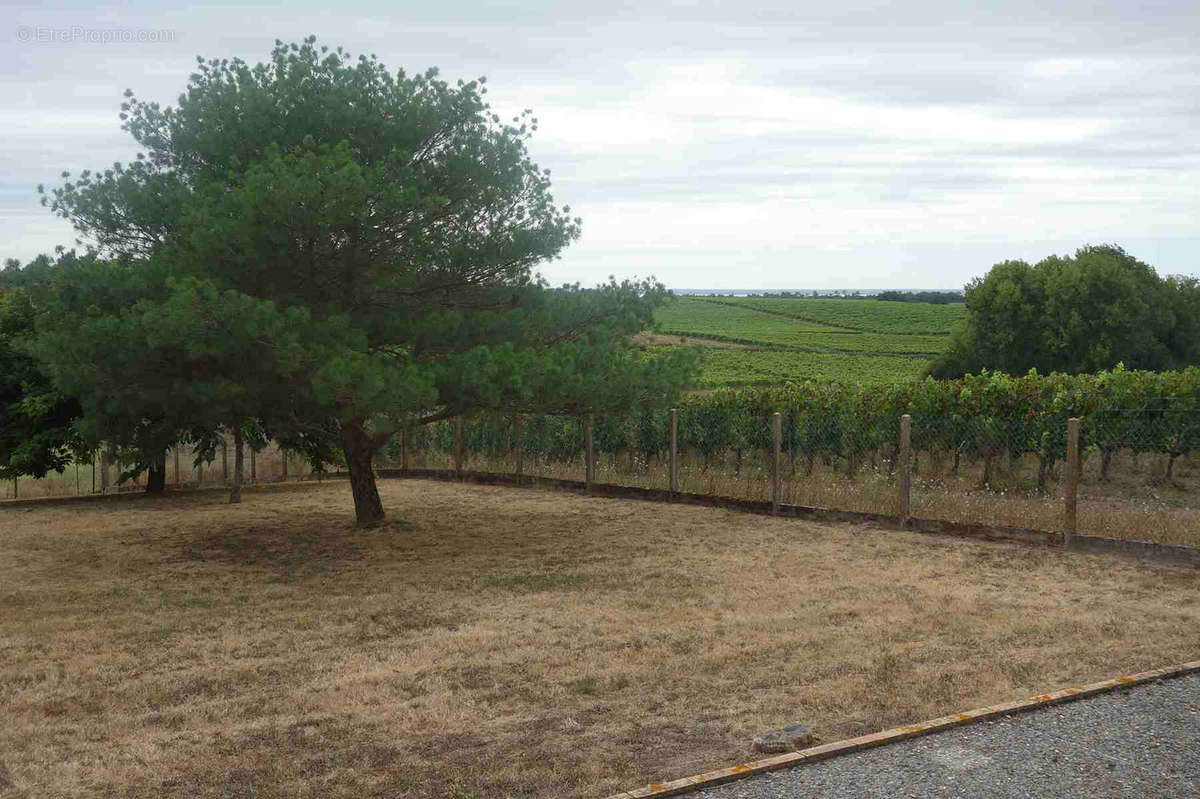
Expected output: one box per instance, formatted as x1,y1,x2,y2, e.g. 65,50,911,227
3,0,1198,287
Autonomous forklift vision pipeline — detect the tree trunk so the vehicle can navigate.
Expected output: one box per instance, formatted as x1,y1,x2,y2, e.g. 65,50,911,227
230,428,244,504
146,453,167,494
341,420,386,527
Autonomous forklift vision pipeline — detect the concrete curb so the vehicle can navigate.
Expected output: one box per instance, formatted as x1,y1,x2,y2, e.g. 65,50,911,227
382,469,1200,567
602,659,1200,798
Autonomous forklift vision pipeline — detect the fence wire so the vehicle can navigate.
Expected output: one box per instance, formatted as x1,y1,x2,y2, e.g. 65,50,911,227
9,407,1197,547
389,407,1197,546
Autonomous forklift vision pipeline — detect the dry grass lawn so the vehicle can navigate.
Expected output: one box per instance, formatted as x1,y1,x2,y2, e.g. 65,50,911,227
2,479,1199,798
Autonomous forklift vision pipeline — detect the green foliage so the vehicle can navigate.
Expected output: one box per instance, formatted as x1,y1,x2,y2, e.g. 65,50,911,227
441,367,1200,473
0,259,84,479
875,291,963,304
930,245,1200,378
33,37,697,521
691,349,931,387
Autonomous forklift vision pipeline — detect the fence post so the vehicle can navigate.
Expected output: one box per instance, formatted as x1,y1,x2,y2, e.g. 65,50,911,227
250,446,257,482
399,427,408,471
76,461,80,494
453,417,464,476
669,408,679,494
585,415,596,488
173,447,180,486
280,446,288,482
11,477,16,499
514,415,524,478
100,452,110,494
1065,417,1079,547
772,412,782,513
899,414,912,526
221,435,229,481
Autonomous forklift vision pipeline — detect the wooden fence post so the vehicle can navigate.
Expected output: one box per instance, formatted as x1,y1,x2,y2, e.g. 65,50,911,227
772,412,782,513
453,417,464,475
514,415,524,477
173,447,180,486
250,446,257,482
221,435,229,481
280,446,288,482
100,452,110,494
11,477,16,499
585,415,596,488
399,428,408,471
669,408,679,494
1065,417,1079,546
899,414,912,526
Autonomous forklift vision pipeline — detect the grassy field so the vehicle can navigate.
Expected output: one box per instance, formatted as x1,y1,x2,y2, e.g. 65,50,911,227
4,480,1199,797
717,296,965,334
649,296,963,386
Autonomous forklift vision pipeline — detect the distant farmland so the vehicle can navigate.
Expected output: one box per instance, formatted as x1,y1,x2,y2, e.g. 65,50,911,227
647,296,965,386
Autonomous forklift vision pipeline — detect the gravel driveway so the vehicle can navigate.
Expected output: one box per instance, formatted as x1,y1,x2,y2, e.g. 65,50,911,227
693,673,1200,799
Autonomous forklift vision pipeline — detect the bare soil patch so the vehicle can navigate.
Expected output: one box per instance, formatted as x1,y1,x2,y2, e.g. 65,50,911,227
2,480,1198,797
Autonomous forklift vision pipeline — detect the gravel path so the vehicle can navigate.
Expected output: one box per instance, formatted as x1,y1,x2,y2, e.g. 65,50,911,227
694,673,1200,799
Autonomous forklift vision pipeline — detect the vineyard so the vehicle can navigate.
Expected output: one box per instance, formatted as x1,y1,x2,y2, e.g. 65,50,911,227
647,296,962,385
392,368,1200,545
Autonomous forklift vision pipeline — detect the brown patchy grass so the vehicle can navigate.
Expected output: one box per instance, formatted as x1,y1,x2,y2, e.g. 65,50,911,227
2,480,1199,798
417,448,1200,547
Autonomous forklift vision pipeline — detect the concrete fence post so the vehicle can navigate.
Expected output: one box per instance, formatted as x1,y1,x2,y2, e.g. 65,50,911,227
1065,417,1080,546
669,408,679,494
453,417,464,475
585,415,596,488
772,412,782,513
899,414,912,525
514,415,524,477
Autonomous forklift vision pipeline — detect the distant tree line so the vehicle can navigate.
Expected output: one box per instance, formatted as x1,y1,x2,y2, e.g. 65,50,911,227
719,290,962,303
875,291,963,304
931,245,1200,379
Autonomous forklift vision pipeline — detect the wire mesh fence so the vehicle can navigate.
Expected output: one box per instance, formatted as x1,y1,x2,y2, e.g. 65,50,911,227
1076,410,1200,544
8,407,1198,547
2,437,313,500
392,407,1199,547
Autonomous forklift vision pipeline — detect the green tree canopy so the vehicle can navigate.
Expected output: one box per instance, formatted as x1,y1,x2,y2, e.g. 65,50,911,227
930,245,1200,379
38,37,696,524
0,258,84,480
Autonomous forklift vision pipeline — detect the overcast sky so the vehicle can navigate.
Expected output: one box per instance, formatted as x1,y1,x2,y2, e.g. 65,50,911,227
5,1,1199,290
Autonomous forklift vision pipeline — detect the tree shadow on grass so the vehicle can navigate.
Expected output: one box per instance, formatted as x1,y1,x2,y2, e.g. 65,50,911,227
172,516,386,583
